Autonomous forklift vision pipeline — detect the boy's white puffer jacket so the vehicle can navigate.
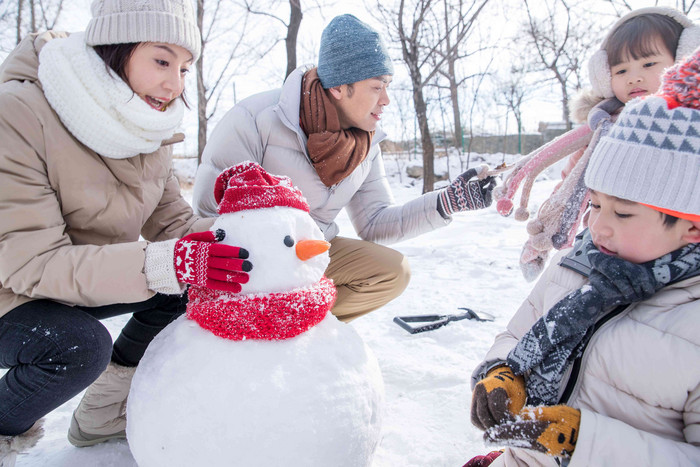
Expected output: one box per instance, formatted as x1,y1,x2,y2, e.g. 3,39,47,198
193,66,449,244
473,249,700,467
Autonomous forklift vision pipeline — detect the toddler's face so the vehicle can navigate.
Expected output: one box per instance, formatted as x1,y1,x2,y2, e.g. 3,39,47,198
588,190,690,263
610,37,675,104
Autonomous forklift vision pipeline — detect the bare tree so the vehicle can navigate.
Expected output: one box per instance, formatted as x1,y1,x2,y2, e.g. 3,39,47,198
521,0,597,130
239,0,335,80
430,0,491,156
375,0,490,193
604,0,697,16
0,0,64,50
196,1,265,162
239,0,305,79
494,63,535,154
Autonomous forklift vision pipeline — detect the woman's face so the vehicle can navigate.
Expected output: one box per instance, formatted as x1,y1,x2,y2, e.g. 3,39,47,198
124,43,193,110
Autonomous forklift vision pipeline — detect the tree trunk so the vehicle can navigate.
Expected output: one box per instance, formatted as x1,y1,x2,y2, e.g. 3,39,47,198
285,0,302,78
29,0,36,33
448,69,462,153
16,0,23,44
559,78,570,130
196,0,207,163
412,83,434,193
442,0,462,153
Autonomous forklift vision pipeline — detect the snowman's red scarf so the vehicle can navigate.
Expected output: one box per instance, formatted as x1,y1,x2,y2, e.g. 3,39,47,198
186,277,336,340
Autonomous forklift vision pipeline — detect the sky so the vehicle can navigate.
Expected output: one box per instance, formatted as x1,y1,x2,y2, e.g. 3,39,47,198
3,0,564,157
4,0,700,155
15,150,565,467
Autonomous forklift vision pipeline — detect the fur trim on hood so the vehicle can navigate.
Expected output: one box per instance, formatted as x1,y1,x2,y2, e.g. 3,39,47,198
570,89,605,124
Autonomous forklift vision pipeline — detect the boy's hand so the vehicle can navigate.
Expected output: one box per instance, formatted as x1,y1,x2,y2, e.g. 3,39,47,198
485,405,580,458
438,167,497,216
471,366,526,431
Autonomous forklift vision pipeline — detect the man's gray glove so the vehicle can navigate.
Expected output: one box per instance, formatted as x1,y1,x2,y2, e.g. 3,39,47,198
438,166,497,217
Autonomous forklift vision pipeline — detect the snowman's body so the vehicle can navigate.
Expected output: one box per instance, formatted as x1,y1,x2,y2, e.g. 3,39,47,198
127,189,384,467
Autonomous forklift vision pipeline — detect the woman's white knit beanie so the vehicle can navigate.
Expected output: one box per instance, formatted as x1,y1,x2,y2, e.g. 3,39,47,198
84,0,201,62
588,6,700,99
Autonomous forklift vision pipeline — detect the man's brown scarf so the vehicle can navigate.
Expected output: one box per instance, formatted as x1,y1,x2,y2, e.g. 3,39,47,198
300,68,373,186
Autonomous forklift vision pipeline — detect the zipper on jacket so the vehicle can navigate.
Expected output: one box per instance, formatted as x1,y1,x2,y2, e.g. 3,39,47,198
558,304,628,404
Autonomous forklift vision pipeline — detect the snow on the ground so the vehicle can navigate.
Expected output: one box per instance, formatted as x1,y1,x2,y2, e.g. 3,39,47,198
17,152,561,467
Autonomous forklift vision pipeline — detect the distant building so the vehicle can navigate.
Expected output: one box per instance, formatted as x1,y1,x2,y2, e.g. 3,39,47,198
538,121,569,142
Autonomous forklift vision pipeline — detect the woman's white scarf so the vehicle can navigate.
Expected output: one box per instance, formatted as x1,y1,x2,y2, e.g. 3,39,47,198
38,32,184,159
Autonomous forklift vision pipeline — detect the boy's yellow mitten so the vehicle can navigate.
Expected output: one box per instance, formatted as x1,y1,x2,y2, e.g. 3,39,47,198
485,405,581,458
471,366,526,431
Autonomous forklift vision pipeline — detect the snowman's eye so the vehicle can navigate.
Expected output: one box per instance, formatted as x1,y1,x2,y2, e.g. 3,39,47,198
283,235,295,247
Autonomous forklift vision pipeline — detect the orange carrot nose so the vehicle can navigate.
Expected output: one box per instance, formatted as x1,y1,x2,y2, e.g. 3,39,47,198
295,239,331,261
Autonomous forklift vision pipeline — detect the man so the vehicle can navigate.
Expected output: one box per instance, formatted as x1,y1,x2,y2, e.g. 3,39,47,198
193,14,496,322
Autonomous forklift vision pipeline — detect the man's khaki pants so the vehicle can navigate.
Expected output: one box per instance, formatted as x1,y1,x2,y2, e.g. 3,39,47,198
325,237,411,322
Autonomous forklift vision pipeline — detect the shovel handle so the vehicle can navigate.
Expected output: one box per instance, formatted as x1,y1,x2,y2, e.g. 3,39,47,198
393,316,449,334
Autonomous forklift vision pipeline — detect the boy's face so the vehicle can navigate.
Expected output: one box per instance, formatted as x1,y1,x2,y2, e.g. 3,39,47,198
329,75,392,131
610,36,675,104
588,190,691,263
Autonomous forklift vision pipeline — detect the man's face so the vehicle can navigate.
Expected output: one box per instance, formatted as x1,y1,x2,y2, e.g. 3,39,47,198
587,190,690,263
609,36,675,104
330,75,392,131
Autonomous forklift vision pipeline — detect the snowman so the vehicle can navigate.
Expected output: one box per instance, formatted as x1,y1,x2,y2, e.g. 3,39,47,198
126,162,384,467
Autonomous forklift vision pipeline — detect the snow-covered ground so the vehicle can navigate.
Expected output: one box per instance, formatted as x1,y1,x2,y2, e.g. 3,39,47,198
16,152,561,467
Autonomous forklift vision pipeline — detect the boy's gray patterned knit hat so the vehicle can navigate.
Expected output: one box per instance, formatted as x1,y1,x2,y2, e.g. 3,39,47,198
585,47,700,221
317,14,393,89
85,0,201,62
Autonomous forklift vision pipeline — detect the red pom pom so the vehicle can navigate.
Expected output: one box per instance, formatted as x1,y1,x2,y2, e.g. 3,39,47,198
497,199,514,216
660,49,700,110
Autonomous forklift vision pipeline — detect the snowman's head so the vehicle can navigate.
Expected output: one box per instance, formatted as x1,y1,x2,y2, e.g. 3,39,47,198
212,207,329,294
211,162,329,295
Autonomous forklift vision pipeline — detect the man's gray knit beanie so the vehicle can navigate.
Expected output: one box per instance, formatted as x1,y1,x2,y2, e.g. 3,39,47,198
317,14,393,89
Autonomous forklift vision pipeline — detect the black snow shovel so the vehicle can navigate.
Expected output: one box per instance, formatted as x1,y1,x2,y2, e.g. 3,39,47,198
393,307,495,334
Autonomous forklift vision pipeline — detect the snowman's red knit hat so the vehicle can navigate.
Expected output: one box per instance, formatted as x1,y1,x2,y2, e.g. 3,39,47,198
214,161,309,215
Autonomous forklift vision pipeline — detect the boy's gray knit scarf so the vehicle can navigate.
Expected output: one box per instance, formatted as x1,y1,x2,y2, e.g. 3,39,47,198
507,231,700,405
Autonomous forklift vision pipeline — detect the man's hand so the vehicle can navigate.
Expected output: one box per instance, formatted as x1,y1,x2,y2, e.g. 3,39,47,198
174,230,251,293
438,167,497,216
471,366,526,431
485,405,580,458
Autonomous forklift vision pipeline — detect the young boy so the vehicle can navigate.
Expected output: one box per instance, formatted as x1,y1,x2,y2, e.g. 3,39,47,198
468,48,700,466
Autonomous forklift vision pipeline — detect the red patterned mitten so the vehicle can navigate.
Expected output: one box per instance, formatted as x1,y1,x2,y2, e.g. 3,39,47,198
174,230,251,293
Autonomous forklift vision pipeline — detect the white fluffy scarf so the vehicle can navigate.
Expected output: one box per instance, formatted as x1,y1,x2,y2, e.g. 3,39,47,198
38,32,184,159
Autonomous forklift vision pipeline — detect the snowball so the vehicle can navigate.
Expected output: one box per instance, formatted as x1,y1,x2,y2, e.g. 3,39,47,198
127,314,384,467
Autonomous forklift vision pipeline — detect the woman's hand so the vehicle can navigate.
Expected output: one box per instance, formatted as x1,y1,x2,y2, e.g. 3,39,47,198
174,229,251,293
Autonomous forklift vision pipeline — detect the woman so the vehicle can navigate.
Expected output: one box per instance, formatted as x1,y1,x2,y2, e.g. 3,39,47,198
0,1,249,463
